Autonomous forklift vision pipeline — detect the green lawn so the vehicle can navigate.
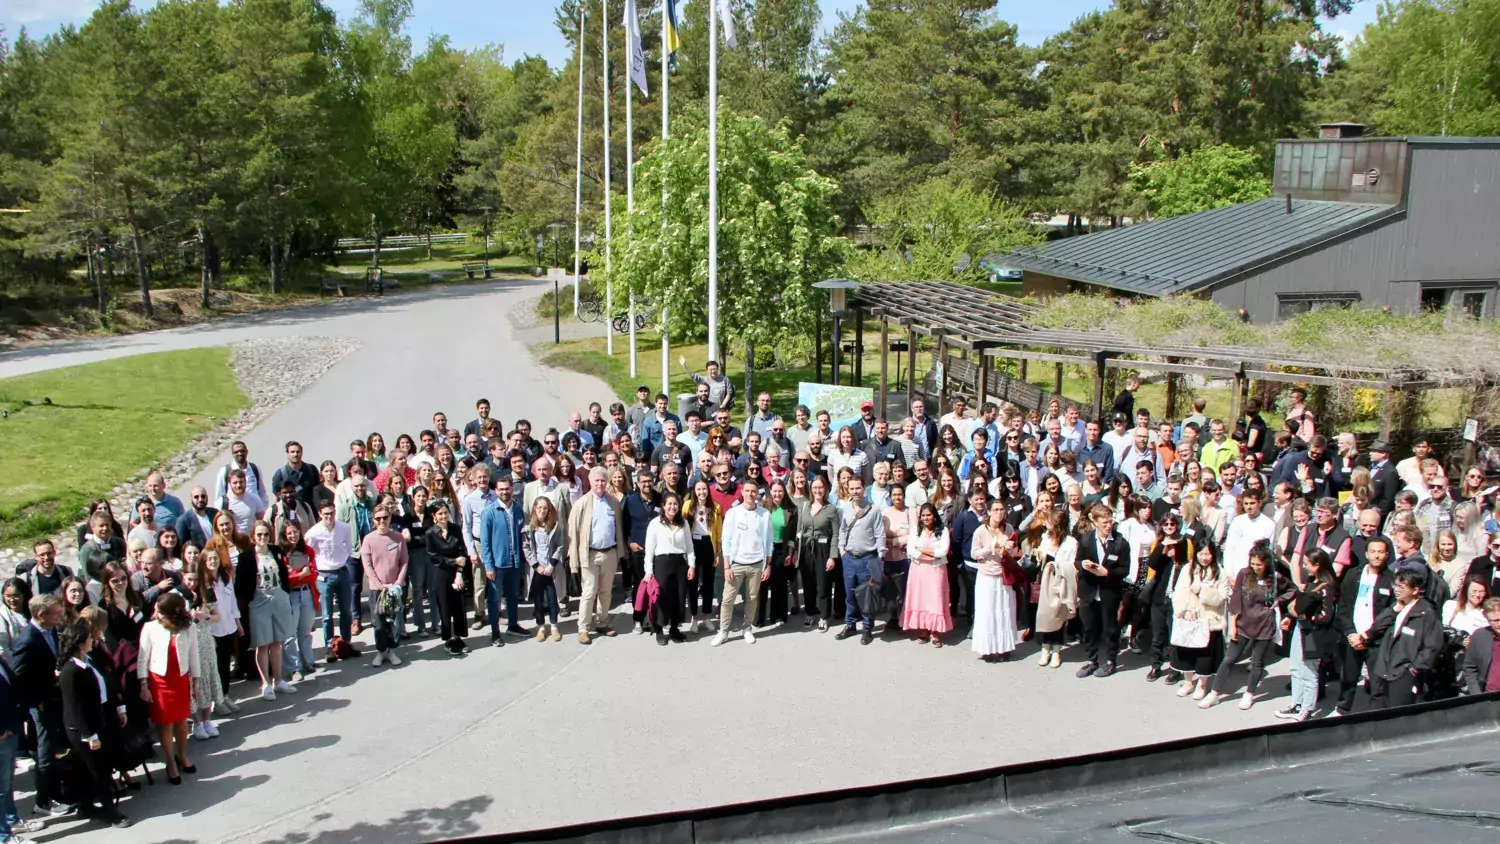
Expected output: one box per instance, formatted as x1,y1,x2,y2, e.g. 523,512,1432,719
0,348,249,546
324,242,534,275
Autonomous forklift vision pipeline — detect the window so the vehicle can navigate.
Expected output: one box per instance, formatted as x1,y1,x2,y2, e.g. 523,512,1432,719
1419,284,1495,320
1276,293,1359,321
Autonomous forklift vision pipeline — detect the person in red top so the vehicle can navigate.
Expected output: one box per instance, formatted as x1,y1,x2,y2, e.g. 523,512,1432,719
373,452,417,496
708,462,741,514
279,521,319,681
138,592,200,784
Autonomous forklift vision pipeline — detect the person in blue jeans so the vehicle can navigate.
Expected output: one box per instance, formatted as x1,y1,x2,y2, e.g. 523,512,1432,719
305,505,359,661
480,477,529,647
835,477,888,646
0,659,45,841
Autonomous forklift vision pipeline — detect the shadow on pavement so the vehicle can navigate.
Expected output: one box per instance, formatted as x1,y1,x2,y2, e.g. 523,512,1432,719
282,794,495,844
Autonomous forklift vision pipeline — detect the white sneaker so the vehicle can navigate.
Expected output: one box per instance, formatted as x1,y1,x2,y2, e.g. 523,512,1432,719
371,652,385,668
636,621,646,634
387,652,402,666
1048,650,1062,669
1198,691,1221,709
225,698,242,713
1238,693,1255,711
692,618,702,633
744,629,756,644
274,680,298,694
212,702,232,717
1192,685,1209,701
706,618,719,632
192,722,211,741
1176,680,1195,697
204,720,220,738
261,685,276,702
1038,646,1052,666
710,632,728,647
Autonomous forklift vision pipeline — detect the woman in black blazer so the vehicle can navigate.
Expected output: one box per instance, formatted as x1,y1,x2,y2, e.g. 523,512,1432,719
57,617,133,828
424,502,471,654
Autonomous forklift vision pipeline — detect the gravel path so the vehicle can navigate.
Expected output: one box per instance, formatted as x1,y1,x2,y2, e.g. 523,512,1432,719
0,279,1284,843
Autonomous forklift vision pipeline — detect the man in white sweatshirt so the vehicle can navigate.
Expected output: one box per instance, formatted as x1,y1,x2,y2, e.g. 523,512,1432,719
713,479,772,647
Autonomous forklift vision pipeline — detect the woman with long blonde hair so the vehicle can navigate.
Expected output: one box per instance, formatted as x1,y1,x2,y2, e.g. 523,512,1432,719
523,497,565,642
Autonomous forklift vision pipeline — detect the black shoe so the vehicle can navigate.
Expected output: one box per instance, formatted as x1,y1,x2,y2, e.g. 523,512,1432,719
889,621,904,634
1075,662,1098,679
490,634,504,647
656,632,669,646
1163,669,1184,685
834,626,858,641
1145,666,1162,682
180,762,197,774
168,774,182,785
346,645,363,657
668,628,686,643
1093,662,1116,678
998,652,1013,662
802,617,814,628
860,631,874,646
507,626,531,637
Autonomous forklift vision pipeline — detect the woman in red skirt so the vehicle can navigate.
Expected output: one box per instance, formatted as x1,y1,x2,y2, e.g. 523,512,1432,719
137,592,200,784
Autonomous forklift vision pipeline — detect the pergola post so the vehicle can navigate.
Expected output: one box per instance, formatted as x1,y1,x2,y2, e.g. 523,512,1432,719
979,352,991,407
1018,346,1029,383
906,327,917,413
937,333,949,414
853,307,865,385
1229,366,1245,424
1379,384,1397,440
1091,351,1108,419
1164,357,1179,421
878,315,890,419
1054,362,1064,395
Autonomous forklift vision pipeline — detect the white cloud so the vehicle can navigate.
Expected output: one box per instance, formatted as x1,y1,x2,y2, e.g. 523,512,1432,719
4,0,99,27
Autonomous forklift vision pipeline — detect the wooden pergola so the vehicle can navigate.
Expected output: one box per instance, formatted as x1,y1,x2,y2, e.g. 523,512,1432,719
841,281,1484,442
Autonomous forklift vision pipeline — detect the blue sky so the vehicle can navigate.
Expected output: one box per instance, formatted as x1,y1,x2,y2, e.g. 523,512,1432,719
5,1,1382,67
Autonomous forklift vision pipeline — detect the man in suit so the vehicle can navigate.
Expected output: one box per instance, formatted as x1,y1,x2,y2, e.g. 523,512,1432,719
1368,440,1399,516
174,486,218,548
480,476,529,646
1074,503,1131,678
1460,597,1500,695
0,658,45,838
849,401,880,446
13,595,75,819
1332,535,1397,716
567,467,627,644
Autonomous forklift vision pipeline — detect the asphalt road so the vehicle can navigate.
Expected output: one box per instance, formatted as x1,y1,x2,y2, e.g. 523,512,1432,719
0,280,1287,843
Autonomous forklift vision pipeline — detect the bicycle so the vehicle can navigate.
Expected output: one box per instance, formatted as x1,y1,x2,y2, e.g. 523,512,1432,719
578,299,602,323
611,313,649,334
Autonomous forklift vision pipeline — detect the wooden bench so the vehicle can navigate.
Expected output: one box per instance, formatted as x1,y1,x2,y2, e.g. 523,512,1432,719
461,260,492,279
319,278,348,297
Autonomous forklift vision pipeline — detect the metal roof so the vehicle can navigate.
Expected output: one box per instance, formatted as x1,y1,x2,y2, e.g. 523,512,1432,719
1002,197,1403,296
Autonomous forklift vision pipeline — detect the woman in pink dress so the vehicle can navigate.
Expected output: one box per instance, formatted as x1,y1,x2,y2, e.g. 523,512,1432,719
902,503,953,646
138,592,199,784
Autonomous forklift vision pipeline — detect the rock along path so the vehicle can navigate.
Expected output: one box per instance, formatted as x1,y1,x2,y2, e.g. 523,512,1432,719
0,280,1283,843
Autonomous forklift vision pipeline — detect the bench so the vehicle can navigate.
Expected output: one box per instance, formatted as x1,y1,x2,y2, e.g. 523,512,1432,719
461,260,493,279
319,277,348,297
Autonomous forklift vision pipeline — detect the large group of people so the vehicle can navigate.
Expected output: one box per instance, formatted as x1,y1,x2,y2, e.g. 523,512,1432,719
3,367,1499,840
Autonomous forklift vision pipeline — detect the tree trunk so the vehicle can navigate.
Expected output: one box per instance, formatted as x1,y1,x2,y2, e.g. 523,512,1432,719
743,337,755,417
426,230,433,261
268,228,280,294
200,225,212,308
87,240,106,320
372,229,382,270
125,195,153,319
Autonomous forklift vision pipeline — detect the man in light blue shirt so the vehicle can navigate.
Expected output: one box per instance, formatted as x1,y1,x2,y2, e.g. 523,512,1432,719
480,476,528,645
835,476,887,645
676,410,710,461
713,478,773,647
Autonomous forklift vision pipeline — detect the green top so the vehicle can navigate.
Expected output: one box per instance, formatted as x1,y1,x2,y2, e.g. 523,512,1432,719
770,507,786,543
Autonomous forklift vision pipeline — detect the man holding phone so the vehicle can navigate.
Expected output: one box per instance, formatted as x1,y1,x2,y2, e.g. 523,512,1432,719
1074,504,1131,678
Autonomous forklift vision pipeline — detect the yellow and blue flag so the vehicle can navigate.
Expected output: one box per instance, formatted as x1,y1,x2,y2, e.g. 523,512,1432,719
665,0,681,67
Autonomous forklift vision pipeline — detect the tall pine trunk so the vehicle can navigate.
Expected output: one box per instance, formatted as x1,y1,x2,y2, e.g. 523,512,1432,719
743,337,755,417
125,191,153,319
268,228,281,294
87,239,106,321
200,224,212,308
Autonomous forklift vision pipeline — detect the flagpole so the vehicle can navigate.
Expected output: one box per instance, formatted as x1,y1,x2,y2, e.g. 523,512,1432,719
660,1,671,398
625,6,637,378
602,3,614,356
572,7,585,317
706,0,719,365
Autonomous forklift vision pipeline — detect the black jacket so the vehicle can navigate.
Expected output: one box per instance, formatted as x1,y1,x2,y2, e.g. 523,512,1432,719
60,657,117,741
1370,460,1400,516
426,525,469,575
234,548,291,603
1292,578,1339,658
1075,530,1131,602
1143,535,1192,608
11,623,60,710
0,662,25,736
1334,562,1396,637
1462,626,1498,695
1466,554,1500,595
1367,598,1444,681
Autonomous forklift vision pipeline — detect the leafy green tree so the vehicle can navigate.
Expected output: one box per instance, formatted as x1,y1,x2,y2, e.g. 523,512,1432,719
606,104,844,404
849,177,1040,285
1130,144,1271,218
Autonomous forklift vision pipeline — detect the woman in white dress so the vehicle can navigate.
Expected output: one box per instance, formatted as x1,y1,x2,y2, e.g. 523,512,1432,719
970,500,1020,662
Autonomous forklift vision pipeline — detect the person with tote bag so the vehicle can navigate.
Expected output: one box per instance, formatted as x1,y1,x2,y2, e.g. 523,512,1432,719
1169,542,1229,701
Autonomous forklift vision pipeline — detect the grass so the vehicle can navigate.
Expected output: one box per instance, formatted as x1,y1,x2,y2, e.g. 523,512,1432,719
324,242,534,275
0,348,249,547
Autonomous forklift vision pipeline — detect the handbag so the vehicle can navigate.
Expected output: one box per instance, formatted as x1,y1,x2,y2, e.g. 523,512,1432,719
1170,616,1210,649
855,579,889,619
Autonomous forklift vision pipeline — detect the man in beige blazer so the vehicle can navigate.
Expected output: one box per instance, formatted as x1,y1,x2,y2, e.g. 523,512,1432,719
568,467,626,643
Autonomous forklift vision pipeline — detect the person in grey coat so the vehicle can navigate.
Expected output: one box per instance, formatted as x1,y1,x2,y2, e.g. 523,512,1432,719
1460,597,1500,694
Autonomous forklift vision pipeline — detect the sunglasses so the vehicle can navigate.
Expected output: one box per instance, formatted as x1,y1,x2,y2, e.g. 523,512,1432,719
373,516,390,522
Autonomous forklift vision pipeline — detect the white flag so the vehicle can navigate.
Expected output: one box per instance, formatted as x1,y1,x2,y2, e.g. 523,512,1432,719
625,0,648,96
718,0,737,48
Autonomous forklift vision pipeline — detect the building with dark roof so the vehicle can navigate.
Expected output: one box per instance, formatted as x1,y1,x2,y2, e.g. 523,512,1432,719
1004,125,1500,323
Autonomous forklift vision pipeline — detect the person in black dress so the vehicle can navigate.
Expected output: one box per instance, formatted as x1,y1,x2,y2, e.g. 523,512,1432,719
57,618,132,828
424,502,471,655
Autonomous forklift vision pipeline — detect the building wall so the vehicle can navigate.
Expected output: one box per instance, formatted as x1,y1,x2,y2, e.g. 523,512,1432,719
1021,272,1074,298
1209,143,1500,321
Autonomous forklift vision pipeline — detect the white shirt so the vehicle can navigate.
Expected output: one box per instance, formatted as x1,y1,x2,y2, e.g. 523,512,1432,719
1353,567,1380,634
721,505,773,565
208,579,241,637
1102,429,1133,464
1223,512,1277,581
221,491,265,535
1118,519,1156,585
304,520,353,571
644,519,697,571
1443,601,1487,634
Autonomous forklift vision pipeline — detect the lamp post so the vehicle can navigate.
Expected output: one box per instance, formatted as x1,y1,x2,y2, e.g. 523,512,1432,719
547,222,566,344
813,279,861,387
478,206,492,264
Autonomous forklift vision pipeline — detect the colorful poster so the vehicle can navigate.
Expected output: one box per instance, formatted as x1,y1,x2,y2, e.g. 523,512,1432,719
798,382,873,432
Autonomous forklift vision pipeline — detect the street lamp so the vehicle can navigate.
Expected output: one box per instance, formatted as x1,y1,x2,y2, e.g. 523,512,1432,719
814,279,861,386
477,206,493,264
546,222,567,345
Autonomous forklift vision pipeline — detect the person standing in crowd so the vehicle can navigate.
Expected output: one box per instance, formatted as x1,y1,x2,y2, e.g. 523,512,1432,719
683,479,723,632
304,504,357,662
1460,597,1500,694
679,356,733,410
1202,542,1292,710
644,493,694,645
1361,570,1444,708
522,497,565,643
425,502,472,655
271,441,321,510
834,477,886,646
56,618,131,827
903,502,953,647
1169,541,1229,701
278,522,318,682
180,561,223,740
360,508,409,666
1223,489,1276,580
480,477,528,645
568,467,626,644
268,481,316,548
1333,535,1396,716
19,540,72,599
218,469,266,536
137,592,198,785
1276,548,1339,721
757,480,799,627
215,440,265,504
242,523,300,698
713,479,773,646
1075,504,1130,678
623,471,661,634
1033,509,1078,667
879,484,911,632
970,500,1020,662
1142,513,1192,682
14,595,75,820
796,475,840,631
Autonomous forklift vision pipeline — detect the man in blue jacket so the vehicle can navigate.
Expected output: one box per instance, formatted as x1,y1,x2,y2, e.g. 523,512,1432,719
948,486,990,636
1074,419,1117,483
13,595,75,821
480,476,529,646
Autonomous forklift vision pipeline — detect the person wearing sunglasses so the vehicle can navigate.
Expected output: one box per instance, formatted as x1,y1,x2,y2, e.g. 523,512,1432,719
358,508,409,667
1413,473,1457,556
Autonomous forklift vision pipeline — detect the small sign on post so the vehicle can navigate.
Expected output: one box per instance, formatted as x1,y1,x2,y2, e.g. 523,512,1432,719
1463,418,1480,442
